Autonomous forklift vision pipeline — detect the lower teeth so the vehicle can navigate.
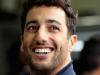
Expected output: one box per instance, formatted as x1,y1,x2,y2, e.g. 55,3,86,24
34,52,48,54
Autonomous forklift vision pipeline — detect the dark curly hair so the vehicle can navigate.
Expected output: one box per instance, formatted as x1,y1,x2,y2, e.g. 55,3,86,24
21,0,78,35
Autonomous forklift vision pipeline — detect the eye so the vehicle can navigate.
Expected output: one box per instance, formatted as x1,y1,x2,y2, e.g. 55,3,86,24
49,25,60,32
26,25,39,32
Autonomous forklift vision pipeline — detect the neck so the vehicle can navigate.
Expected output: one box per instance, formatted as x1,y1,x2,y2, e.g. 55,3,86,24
51,56,71,75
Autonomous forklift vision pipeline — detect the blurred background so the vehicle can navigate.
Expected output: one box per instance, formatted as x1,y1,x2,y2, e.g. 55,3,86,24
0,0,100,75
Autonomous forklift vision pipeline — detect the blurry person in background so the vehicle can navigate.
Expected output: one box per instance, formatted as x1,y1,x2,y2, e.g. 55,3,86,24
74,34,100,75
20,0,78,75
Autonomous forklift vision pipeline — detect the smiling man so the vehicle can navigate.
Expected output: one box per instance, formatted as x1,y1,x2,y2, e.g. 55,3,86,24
20,0,78,75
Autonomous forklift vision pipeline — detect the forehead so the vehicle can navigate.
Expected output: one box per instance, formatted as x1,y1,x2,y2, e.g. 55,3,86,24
26,6,67,24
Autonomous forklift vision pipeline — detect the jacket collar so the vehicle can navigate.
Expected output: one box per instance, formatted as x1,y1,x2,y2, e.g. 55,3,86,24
57,62,76,75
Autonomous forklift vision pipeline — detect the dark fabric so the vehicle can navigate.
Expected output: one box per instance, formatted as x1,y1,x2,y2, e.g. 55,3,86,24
57,63,76,75
19,63,76,75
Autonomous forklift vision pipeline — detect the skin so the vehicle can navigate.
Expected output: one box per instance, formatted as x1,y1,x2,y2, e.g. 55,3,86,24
21,6,77,75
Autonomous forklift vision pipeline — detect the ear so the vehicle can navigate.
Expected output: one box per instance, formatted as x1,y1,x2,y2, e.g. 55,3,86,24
19,44,25,66
20,35,24,52
68,35,77,52
20,43,24,52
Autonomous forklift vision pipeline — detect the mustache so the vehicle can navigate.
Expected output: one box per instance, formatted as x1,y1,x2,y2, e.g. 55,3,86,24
30,40,53,46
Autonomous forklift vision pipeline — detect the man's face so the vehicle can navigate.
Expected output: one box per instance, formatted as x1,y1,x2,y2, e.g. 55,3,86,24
21,6,77,71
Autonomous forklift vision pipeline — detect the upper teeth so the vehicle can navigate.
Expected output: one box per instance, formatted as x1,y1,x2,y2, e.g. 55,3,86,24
34,48,51,53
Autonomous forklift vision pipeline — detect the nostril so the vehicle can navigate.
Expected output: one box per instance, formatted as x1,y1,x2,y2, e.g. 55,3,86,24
35,40,47,45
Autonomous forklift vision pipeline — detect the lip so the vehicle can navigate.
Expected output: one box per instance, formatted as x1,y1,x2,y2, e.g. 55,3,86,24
32,53,51,59
31,45,54,51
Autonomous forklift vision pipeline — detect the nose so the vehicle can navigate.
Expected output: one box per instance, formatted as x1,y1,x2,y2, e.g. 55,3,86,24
34,26,48,44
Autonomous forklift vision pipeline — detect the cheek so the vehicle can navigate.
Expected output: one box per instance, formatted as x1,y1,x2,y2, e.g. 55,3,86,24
23,34,33,45
52,34,68,49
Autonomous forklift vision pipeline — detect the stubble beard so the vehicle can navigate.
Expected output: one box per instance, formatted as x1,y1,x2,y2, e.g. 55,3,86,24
23,45,67,75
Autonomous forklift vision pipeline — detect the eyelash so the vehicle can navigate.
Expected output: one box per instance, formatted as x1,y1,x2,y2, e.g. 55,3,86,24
26,25,60,32
50,26,59,30
26,26,39,32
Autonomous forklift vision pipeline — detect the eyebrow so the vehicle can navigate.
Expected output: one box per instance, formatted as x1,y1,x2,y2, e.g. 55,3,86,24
25,19,61,26
25,20,38,26
46,20,61,25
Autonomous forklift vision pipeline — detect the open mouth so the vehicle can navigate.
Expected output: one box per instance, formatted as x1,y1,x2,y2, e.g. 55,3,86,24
31,47,54,59
33,48,52,54
31,46,54,55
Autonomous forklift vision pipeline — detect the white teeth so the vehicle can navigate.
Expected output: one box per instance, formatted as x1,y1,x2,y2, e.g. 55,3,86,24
34,48,51,54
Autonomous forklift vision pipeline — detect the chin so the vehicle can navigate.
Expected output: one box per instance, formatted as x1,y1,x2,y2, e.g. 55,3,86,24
30,61,55,71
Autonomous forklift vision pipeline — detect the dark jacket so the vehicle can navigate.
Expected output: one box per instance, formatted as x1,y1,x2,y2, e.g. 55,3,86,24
57,63,76,75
